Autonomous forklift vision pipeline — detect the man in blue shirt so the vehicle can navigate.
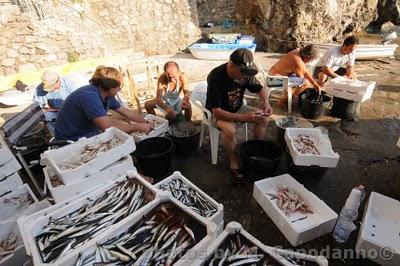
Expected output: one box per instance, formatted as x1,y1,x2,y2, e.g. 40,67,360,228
55,66,153,141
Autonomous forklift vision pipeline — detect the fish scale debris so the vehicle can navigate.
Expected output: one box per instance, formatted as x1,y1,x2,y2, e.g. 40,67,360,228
159,178,218,217
35,178,152,263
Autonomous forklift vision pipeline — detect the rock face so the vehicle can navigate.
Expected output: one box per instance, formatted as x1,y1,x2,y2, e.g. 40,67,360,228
373,0,400,27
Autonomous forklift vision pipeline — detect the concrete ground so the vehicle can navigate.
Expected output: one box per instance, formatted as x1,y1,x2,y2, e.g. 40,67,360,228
1,52,399,265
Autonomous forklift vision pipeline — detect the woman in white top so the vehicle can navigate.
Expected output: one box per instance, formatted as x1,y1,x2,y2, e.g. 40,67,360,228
144,61,192,121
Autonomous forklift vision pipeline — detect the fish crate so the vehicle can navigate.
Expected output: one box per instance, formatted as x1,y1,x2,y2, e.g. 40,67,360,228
285,128,340,168
0,184,38,222
0,157,21,179
324,76,376,103
0,172,23,198
40,127,135,186
156,171,224,232
0,135,14,165
0,200,51,266
65,199,217,266
253,174,338,247
131,114,169,142
187,221,328,266
44,156,135,203
355,192,400,266
18,171,160,266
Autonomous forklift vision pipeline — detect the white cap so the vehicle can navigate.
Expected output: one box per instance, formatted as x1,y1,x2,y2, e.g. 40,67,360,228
41,70,60,91
344,185,365,210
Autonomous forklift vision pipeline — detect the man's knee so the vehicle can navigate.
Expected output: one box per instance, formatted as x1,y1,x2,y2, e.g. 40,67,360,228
144,100,154,110
255,117,268,127
218,121,236,139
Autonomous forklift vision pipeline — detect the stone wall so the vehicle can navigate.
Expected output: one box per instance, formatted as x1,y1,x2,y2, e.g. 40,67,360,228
0,0,201,76
196,0,238,26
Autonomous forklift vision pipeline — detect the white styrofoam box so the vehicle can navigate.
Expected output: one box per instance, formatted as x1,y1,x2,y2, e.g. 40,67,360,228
44,155,134,203
0,172,23,197
253,174,338,246
0,135,14,165
285,128,340,168
131,114,169,142
0,157,21,179
40,127,135,185
355,192,400,266
18,171,160,265
156,171,224,229
187,221,328,266
0,200,51,266
324,76,376,103
0,184,38,222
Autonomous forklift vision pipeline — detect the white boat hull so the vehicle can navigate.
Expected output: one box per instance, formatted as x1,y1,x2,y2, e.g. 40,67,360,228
189,43,256,61
314,43,398,60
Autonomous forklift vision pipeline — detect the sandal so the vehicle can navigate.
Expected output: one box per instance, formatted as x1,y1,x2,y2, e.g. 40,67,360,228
230,169,246,185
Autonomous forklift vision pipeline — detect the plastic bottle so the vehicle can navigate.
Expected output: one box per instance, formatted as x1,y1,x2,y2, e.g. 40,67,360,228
332,185,366,243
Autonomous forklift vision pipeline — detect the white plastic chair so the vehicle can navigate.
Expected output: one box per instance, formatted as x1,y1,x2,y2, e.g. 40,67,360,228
191,81,248,165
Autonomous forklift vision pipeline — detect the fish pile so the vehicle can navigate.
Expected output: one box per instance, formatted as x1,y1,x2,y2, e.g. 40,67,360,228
206,233,272,265
268,186,313,217
60,135,122,169
168,121,198,137
76,203,202,265
292,134,320,155
35,178,153,263
0,233,21,261
133,116,165,137
2,192,34,209
159,178,217,218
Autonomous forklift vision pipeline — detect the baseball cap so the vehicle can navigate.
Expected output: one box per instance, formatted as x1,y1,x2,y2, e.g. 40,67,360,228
41,71,60,91
229,48,258,76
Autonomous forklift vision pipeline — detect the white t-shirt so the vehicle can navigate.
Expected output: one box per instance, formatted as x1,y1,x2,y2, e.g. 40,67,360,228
318,46,356,71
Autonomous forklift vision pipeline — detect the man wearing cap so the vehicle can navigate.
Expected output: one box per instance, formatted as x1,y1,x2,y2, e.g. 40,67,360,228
33,71,77,131
206,48,273,184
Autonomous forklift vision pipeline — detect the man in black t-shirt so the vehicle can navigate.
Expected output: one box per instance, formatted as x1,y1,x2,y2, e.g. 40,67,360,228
206,48,273,184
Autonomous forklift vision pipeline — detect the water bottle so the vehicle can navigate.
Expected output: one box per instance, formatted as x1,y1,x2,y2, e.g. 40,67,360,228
332,185,365,243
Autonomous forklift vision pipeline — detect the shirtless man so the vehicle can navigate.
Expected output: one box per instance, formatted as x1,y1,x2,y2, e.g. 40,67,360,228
268,45,321,107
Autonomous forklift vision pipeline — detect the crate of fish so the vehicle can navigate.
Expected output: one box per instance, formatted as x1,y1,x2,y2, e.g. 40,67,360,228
253,174,338,247
0,135,14,165
131,114,169,142
0,157,21,179
188,221,329,265
44,156,135,203
0,184,38,222
40,127,135,185
73,199,218,266
157,171,224,230
18,172,158,265
285,128,340,168
0,172,23,198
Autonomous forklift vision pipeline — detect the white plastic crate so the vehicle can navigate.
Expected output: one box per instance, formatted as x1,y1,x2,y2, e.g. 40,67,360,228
0,184,38,222
324,76,376,102
187,221,328,265
253,174,338,247
0,157,21,179
0,172,23,197
28,197,218,266
355,192,400,266
285,128,340,168
44,155,135,203
131,114,169,142
0,135,14,165
156,171,224,231
40,127,135,185
18,171,160,266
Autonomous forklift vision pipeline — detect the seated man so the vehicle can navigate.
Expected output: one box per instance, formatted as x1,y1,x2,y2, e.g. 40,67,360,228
268,44,321,107
55,66,153,141
144,61,192,121
206,48,273,185
314,36,359,84
33,71,77,129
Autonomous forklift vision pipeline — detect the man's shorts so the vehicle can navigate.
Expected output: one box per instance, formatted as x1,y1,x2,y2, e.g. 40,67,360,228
267,76,305,88
212,104,258,127
313,66,346,78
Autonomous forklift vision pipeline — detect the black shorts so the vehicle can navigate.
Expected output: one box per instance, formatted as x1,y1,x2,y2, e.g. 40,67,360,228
313,66,347,79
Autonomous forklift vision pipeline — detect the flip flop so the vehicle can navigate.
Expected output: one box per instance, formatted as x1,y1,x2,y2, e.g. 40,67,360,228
230,169,246,185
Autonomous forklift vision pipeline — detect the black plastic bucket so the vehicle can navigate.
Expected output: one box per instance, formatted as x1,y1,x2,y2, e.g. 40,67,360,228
330,97,360,120
286,147,327,182
168,122,201,155
239,140,282,181
134,137,174,180
300,89,331,119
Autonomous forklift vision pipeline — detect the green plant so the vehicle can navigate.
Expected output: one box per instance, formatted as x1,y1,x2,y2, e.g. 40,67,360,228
66,49,80,63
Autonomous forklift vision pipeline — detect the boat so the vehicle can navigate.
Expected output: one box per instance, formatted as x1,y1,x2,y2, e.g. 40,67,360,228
188,43,257,60
313,43,398,60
